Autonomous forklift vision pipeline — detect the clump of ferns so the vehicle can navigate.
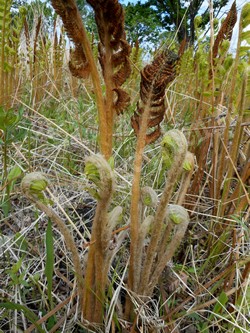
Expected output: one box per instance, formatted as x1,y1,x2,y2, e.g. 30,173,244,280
21,0,194,329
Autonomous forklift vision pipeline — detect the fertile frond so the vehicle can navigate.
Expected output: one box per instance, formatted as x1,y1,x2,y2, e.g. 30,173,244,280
33,15,42,63
113,88,130,115
213,1,237,59
51,0,90,78
87,0,131,115
68,45,89,79
0,0,25,106
131,49,179,144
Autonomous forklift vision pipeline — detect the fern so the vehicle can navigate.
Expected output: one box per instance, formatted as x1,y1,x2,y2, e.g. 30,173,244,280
131,48,178,144
0,0,13,106
0,1,25,106
212,0,237,61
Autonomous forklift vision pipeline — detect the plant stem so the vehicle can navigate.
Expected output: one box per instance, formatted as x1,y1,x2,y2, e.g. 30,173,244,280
139,150,186,295
125,98,152,318
79,26,109,158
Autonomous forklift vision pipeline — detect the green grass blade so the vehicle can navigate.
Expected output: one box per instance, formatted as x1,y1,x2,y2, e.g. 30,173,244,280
0,302,45,332
45,218,54,309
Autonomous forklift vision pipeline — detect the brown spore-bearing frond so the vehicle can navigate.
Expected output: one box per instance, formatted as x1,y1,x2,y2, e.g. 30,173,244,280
113,88,130,115
131,49,178,144
112,58,131,87
88,0,125,48
51,0,90,77
87,0,131,115
69,45,90,79
213,1,237,59
24,18,30,49
51,0,83,43
178,38,187,57
111,40,131,67
33,15,42,64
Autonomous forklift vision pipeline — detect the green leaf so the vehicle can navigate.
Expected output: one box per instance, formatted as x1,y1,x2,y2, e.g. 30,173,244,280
14,232,28,252
3,61,13,72
0,198,10,217
241,31,250,43
10,257,23,274
85,161,101,186
239,46,250,57
7,165,22,182
0,302,45,332
205,291,229,323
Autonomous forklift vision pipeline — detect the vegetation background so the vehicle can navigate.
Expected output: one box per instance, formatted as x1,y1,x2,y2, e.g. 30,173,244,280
0,0,249,332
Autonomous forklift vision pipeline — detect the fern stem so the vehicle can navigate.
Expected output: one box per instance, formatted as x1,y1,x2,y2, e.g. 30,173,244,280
149,217,189,294
103,32,115,159
220,72,249,216
217,8,244,219
82,199,112,323
82,154,114,324
0,0,11,105
125,99,152,318
139,147,186,294
78,26,109,158
209,0,217,205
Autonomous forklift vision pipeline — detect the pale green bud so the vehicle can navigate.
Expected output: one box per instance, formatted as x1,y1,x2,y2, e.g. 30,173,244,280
21,172,48,202
141,186,158,207
167,204,189,225
161,130,188,170
85,154,115,198
85,161,101,186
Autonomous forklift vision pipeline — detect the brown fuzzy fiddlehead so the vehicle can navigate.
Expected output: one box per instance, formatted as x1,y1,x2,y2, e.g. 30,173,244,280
131,49,179,144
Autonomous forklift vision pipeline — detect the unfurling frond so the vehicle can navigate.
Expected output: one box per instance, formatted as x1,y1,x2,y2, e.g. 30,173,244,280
131,49,179,144
87,0,131,115
213,1,237,59
51,0,90,78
